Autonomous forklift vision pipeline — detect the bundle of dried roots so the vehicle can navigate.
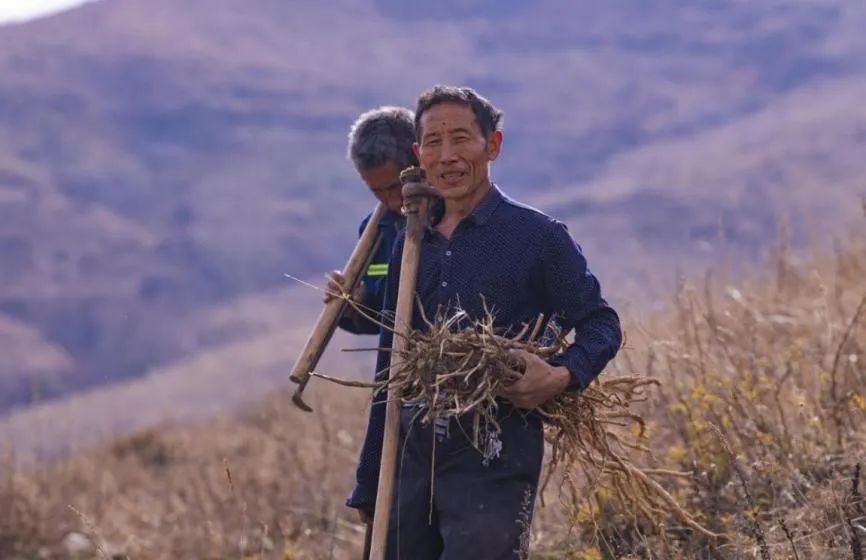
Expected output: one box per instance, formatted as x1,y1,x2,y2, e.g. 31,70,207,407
313,306,717,537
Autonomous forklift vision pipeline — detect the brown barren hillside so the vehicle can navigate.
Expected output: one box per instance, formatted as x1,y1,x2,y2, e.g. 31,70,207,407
3,222,864,559
0,314,74,403
3,0,866,414
0,283,376,461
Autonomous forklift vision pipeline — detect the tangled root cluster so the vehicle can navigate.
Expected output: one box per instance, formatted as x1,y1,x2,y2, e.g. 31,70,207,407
385,309,554,447
314,307,716,537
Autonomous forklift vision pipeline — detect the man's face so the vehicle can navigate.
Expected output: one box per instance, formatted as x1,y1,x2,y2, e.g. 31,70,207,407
360,161,403,213
414,102,501,201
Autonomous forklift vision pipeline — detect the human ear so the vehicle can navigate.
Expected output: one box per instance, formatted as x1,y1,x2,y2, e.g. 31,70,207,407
486,130,503,161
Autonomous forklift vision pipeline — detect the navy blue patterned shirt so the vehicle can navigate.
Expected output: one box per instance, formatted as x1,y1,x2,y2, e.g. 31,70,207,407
346,184,622,511
337,209,404,335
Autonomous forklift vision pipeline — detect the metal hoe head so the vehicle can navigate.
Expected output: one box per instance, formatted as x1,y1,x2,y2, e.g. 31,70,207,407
292,382,314,412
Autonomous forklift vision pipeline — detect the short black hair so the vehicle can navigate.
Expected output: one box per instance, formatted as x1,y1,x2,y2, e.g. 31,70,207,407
347,106,418,172
414,85,503,142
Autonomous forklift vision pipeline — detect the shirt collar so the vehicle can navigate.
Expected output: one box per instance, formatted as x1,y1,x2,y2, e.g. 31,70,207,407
430,183,503,228
467,184,503,226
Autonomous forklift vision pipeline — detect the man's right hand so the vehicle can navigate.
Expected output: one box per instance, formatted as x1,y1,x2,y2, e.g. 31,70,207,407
324,270,348,303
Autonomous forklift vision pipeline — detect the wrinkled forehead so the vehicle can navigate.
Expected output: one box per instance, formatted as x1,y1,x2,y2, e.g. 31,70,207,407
419,102,481,137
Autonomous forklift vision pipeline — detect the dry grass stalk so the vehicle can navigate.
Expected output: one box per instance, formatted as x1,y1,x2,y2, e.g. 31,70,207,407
849,463,865,560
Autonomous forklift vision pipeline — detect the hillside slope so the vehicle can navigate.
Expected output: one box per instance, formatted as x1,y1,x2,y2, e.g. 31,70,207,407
1,0,865,411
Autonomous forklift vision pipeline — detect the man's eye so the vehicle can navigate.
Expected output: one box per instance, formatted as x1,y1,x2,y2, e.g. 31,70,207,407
426,138,441,147
454,135,469,143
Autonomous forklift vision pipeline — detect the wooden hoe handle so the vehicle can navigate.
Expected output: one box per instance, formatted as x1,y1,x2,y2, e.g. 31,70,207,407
289,203,386,412
368,167,438,559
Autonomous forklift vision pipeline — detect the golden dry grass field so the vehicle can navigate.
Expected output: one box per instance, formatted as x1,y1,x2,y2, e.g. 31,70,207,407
3,221,864,560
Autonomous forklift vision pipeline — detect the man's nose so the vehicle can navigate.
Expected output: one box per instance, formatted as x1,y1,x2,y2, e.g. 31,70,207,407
439,140,458,163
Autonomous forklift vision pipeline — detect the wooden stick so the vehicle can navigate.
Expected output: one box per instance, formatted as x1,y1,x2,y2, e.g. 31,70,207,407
369,168,438,559
289,202,385,411
363,523,373,559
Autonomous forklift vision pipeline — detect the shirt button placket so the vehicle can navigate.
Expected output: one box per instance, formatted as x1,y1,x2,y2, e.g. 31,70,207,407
441,245,452,292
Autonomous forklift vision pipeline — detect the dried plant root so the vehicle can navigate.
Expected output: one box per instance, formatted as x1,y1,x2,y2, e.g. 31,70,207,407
316,305,718,537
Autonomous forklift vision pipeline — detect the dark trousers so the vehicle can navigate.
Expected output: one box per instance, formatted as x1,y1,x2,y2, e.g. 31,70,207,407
385,406,544,560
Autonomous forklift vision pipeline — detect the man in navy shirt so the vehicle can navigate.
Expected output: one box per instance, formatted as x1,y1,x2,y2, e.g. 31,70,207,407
326,106,418,334
347,86,623,558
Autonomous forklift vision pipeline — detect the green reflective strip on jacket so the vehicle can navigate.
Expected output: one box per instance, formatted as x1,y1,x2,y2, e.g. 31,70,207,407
367,263,389,277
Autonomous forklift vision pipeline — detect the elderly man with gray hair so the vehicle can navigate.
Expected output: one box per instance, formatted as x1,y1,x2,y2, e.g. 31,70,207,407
325,106,419,333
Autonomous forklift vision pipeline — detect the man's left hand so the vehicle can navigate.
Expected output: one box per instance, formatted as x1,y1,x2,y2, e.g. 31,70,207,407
497,349,571,409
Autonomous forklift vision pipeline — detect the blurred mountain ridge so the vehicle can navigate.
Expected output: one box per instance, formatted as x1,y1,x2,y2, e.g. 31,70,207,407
1,0,865,417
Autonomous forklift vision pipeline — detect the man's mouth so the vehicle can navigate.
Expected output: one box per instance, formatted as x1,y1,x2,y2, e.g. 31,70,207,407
440,170,467,185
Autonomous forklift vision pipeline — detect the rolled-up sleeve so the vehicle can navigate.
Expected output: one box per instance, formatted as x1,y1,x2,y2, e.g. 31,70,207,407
541,221,622,390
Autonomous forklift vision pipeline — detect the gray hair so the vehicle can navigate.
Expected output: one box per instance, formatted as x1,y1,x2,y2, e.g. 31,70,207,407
347,106,418,172
415,85,503,142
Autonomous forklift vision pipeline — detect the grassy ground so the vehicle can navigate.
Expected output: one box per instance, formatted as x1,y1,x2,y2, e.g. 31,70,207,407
2,226,865,559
